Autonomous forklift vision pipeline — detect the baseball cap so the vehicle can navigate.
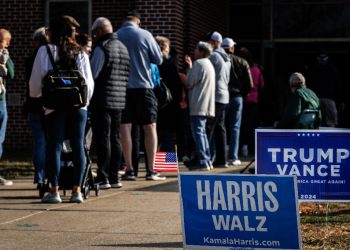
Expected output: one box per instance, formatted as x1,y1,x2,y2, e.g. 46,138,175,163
289,72,305,85
124,10,141,20
317,49,328,59
203,31,222,43
222,38,236,48
62,15,80,28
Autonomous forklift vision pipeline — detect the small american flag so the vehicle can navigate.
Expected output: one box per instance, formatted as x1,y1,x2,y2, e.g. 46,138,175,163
154,152,178,172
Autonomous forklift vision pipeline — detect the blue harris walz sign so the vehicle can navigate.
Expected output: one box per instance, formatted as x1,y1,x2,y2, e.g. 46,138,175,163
179,173,302,250
256,129,350,202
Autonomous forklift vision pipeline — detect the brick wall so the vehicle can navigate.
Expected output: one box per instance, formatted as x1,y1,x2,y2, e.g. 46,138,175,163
184,0,228,59
1,0,44,149
92,0,184,66
2,0,227,149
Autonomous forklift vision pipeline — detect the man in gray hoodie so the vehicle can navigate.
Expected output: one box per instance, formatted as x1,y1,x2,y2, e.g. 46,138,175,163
204,31,231,168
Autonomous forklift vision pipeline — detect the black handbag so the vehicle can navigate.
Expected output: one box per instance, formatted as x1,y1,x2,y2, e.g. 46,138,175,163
154,78,172,108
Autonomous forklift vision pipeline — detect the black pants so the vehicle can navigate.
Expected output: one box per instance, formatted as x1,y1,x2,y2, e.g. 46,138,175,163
241,103,259,151
206,102,227,163
90,107,122,183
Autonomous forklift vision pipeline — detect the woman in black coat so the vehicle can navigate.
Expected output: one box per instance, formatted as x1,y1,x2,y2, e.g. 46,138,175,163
155,36,182,152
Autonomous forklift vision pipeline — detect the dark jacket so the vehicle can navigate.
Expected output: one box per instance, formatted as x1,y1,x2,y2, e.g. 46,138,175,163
306,61,342,103
157,57,182,130
90,33,130,110
25,48,43,114
227,52,253,98
276,86,321,129
1,57,14,100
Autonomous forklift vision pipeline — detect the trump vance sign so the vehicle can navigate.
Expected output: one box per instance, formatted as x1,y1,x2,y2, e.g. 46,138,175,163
256,129,350,202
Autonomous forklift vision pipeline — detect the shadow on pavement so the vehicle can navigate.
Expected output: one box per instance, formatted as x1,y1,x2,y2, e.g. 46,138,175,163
135,180,179,193
92,242,183,248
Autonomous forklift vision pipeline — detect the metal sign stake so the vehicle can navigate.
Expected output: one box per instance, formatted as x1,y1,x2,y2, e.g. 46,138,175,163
323,202,329,250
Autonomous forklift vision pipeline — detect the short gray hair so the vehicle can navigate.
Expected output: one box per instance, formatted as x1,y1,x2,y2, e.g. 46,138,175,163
197,41,213,58
33,27,48,46
289,72,305,88
92,17,112,32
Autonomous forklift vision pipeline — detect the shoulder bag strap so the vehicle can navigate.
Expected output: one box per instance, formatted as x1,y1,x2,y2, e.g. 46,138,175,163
46,45,57,69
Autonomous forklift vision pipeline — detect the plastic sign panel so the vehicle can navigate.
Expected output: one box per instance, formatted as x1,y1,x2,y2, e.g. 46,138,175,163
179,173,302,250
256,129,350,202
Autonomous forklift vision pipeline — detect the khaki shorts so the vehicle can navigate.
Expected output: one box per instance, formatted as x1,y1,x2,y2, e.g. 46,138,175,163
319,98,337,126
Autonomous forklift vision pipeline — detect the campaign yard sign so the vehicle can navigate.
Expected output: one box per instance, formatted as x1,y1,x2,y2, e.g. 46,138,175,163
256,129,350,202
179,173,302,250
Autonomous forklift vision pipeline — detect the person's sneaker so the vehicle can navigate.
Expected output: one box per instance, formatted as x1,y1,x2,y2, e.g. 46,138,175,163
110,178,122,188
207,161,214,170
145,171,166,181
94,178,111,189
228,159,242,166
118,166,127,175
122,170,136,181
181,156,190,162
184,158,197,168
91,171,97,178
0,177,12,186
70,191,83,203
242,145,248,157
212,161,228,168
41,192,62,203
189,164,210,171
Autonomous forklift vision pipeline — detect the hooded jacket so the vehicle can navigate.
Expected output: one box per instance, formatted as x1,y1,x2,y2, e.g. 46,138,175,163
209,48,231,104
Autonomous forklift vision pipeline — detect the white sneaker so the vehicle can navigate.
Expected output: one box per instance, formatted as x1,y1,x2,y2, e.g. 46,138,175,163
233,160,242,165
0,177,12,185
91,171,97,178
228,159,241,166
242,145,248,157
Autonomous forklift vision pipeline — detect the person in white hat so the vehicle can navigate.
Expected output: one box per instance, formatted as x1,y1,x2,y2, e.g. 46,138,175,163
203,31,231,168
222,37,253,166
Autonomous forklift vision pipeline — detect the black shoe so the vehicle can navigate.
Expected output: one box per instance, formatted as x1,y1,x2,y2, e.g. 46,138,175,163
36,183,44,190
94,178,111,189
184,158,197,168
122,170,136,180
212,161,228,168
248,168,255,174
110,177,122,188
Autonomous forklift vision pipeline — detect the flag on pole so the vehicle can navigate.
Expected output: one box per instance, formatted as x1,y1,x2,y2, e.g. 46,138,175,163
154,152,178,172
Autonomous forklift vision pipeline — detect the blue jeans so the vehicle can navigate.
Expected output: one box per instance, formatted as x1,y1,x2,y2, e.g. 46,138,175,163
28,113,46,184
190,116,210,165
226,97,243,160
0,100,7,161
45,109,87,187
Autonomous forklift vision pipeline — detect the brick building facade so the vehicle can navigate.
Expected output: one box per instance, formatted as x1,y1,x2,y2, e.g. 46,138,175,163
1,0,227,149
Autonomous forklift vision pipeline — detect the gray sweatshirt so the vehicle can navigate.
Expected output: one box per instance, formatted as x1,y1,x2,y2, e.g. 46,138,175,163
209,47,231,104
186,58,215,117
117,22,163,89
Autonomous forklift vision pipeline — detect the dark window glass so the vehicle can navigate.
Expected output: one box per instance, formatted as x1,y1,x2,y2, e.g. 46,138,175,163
273,4,350,38
49,1,89,34
229,5,270,40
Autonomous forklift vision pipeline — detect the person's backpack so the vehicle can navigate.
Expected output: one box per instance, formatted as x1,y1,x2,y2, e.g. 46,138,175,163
42,45,87,111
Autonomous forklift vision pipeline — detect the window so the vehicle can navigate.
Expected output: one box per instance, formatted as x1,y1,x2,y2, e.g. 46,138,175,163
45,0,91,35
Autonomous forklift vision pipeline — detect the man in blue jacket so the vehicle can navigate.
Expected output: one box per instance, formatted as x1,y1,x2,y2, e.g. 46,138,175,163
117,10,166,181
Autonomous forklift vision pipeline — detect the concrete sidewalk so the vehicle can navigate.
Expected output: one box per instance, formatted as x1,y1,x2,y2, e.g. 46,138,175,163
0,157,254,250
